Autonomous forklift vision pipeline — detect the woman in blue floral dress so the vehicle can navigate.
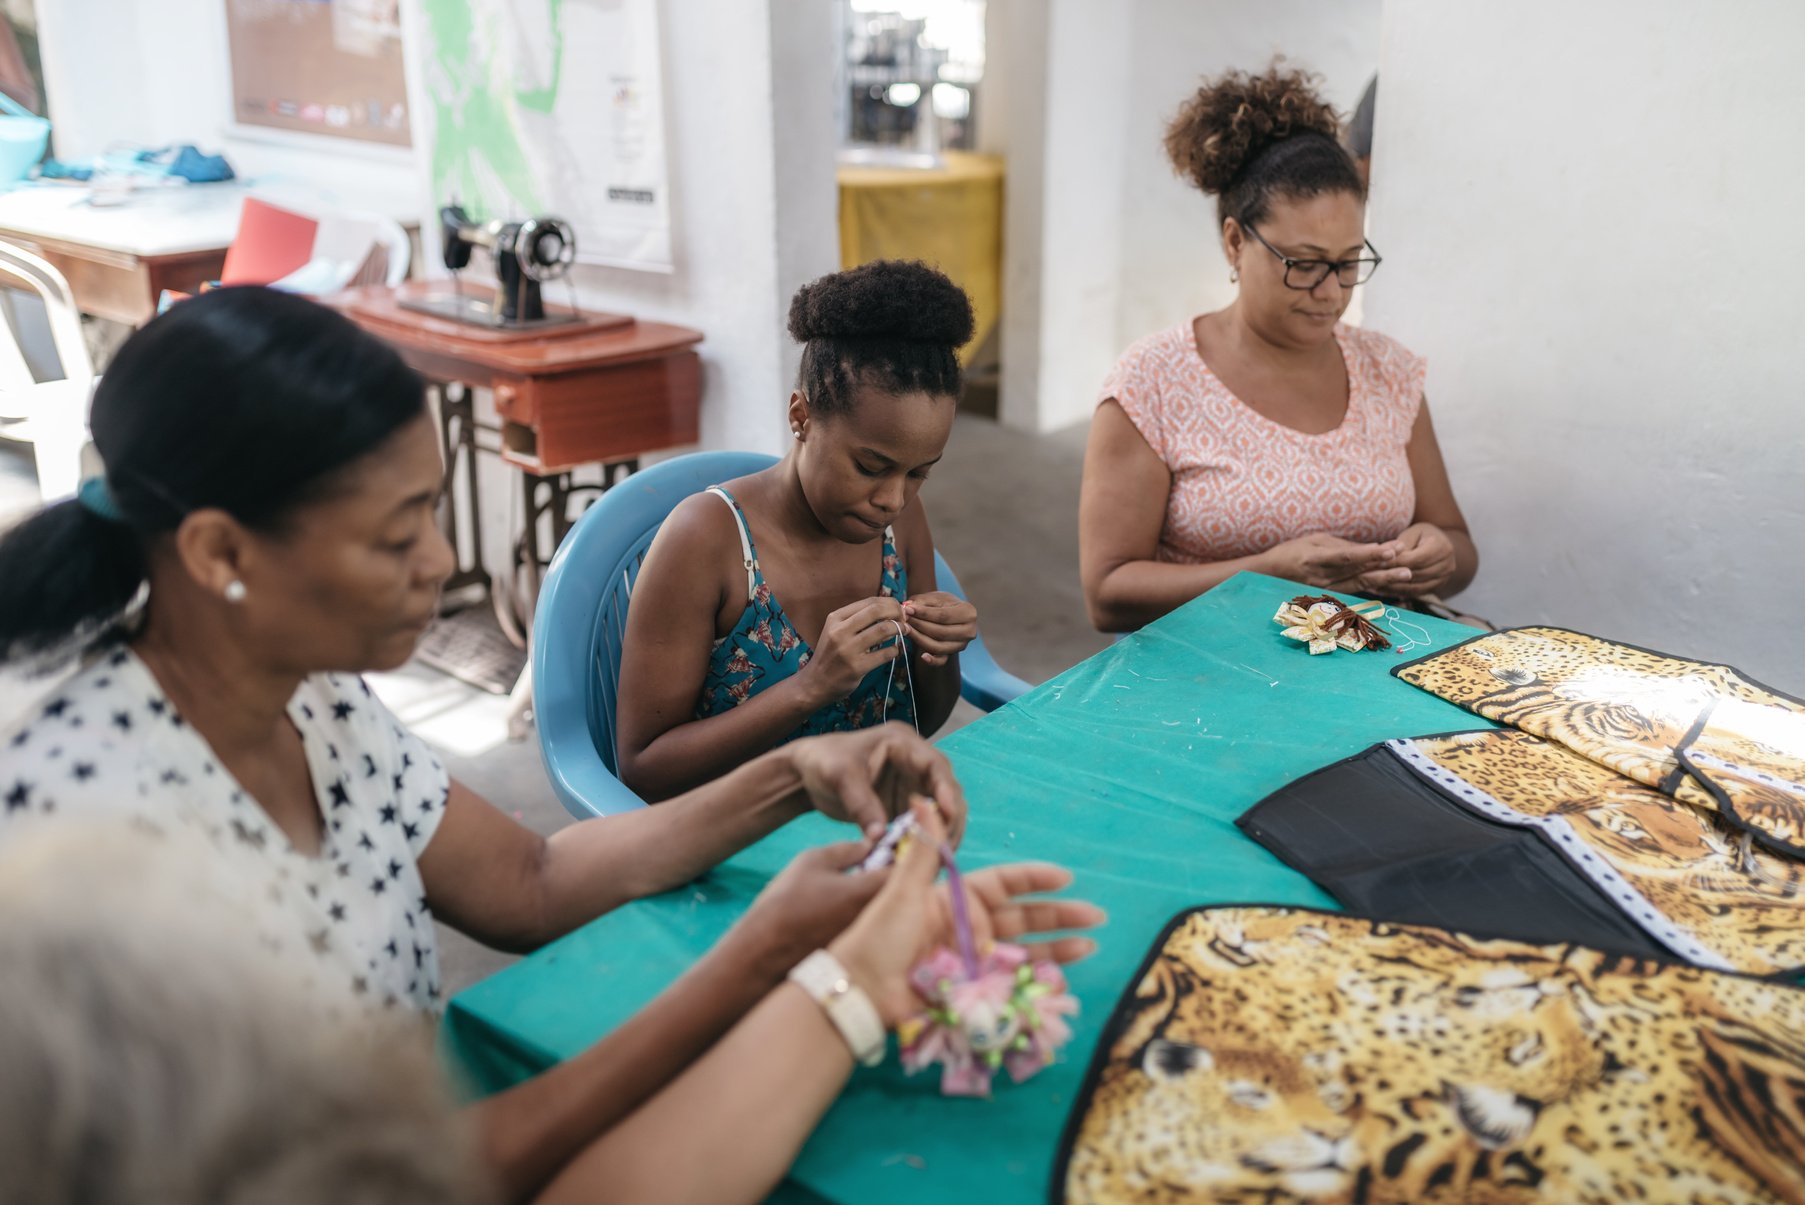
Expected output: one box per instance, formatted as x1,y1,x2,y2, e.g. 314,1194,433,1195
615,261,982,801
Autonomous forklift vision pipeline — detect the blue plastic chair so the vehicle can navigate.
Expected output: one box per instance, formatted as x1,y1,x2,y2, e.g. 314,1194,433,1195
532,451,1033,819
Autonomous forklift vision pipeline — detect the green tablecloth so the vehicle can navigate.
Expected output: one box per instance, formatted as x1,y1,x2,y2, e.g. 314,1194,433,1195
441,572,1487,1201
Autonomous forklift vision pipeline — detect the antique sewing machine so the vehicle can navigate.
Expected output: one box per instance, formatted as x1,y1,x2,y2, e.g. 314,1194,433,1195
399,205,580,329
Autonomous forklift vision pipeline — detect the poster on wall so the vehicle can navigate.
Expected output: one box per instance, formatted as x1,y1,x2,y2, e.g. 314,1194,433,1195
227,0,413,147
413,0,673,272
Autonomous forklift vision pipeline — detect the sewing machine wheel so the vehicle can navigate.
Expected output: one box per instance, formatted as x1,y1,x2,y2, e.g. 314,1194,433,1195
515,216,577,282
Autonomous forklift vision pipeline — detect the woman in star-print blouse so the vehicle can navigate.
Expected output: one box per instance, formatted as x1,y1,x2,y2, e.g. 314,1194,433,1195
0,288,1099,1201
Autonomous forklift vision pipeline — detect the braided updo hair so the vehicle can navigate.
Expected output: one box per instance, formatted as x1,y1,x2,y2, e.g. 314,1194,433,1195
1164,62,1365,231
788,259,975,418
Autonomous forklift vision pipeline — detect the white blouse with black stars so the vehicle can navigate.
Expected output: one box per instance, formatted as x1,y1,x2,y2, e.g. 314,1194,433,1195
0,646,450,1011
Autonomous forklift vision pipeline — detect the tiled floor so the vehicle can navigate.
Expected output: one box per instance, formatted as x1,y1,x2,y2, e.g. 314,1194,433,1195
0,414,1113,993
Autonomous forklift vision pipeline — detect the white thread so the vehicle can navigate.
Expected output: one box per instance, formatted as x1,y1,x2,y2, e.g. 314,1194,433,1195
1378,606,1432,655
880,618,920,735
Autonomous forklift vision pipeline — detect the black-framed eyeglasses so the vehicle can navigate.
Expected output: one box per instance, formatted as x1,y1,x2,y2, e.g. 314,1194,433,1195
1244,225,1382,290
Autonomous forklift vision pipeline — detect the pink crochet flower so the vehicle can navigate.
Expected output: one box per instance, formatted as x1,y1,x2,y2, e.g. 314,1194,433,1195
899,942,1078,1098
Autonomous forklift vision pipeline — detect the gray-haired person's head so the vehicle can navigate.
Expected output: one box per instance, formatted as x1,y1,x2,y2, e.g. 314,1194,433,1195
0,821,493,1205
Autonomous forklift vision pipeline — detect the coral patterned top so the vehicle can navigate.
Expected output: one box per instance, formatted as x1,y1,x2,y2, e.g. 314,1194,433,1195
1100,320,1426,564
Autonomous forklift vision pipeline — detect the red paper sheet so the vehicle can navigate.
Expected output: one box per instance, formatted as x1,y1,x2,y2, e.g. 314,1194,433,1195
220,198,317,285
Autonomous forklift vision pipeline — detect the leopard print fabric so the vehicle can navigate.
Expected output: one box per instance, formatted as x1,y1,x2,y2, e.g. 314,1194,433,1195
1394,730,1805,976
1059,907,1805,1204
1394,628,1805,856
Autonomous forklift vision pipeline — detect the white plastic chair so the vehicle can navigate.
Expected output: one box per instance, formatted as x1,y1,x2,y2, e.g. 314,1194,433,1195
0,241,96,502
365,215,412,287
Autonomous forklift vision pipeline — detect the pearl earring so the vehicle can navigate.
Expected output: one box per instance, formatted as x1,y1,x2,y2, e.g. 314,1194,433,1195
1229,267,1240,284
224,580,247,604
792,427,803,440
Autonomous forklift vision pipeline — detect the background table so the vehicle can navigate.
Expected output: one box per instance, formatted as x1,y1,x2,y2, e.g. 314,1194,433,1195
837,151,1002,366
0,183,245,325
331,282,704,597
441,573,1487,1201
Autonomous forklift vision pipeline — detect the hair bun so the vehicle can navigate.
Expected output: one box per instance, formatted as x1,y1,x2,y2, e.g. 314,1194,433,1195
787,259,974,348
1164,63,1340,196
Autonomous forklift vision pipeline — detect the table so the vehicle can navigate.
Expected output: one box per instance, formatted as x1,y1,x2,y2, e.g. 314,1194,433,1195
0,183,245,325
330,282,704,597
838,152,1002,366
441,573,1485,1201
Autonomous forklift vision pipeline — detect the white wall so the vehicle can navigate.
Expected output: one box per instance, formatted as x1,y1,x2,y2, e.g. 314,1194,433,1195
39,0,841,580
37,0,422,218
38,0,837,456
1114,0,1381,349
987,0,1382,433
983,0,1134,432
1032,2,1132,434
977,0,1048,431
439,0,839,576
1365,0,1805,688
549,0,839,455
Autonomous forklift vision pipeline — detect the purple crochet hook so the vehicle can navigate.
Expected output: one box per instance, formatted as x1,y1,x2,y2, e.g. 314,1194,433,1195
940,842,980,979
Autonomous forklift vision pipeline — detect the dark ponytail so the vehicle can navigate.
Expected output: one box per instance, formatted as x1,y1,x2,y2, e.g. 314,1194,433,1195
0,286,426,667
0,501,147,663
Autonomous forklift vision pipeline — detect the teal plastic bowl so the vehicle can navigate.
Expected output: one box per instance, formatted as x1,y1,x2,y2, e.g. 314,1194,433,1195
0,92,48,186
0,118,48,185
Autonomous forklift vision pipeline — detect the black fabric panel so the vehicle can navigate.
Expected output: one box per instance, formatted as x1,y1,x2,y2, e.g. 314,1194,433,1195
1237,745,1670,960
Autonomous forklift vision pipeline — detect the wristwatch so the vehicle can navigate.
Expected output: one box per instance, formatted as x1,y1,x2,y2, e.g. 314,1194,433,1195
788,949,886,1066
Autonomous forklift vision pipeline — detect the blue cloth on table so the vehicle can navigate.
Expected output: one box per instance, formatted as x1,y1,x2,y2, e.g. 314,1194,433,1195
36,144,235,184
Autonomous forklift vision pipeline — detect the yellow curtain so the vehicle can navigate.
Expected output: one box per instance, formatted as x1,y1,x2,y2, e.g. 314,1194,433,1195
837,151,1003,366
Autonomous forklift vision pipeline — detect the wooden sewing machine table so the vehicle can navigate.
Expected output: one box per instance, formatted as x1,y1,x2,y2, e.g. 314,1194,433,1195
328,281,703,600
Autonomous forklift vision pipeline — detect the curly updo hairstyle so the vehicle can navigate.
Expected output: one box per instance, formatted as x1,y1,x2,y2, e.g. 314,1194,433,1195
1164,62,1365,231
788,259,975,418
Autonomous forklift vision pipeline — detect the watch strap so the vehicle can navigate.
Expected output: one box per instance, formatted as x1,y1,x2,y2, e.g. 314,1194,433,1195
788,949,886,1066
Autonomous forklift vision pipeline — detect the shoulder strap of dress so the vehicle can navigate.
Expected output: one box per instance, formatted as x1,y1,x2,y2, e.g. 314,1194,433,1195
705,487,758,602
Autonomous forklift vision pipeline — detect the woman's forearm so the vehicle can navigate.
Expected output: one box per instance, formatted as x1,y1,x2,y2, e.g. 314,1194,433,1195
470,920,793,1203
534,983,854,1205
1443,528,1479,597
1088,552,1276,632
533,747,808,942
619,675,832,802
910,648,962,734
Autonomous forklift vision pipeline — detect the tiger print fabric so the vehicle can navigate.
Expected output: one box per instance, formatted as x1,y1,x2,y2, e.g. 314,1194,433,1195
1682,699,1805,855
1394,627,1805,856
1058,906,1805,1204
1394,730,1805,976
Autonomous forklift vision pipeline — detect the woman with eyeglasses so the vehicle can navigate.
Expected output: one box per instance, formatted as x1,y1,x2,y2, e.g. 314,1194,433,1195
1079,64,1478,632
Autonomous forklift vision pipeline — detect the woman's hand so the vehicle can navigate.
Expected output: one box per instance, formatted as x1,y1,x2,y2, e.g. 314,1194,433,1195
1262,532,1410,591
787,723,968,842
902,592,978,667
934,863,1102,967
800,597,907,706
730,838,888,979
1380,523,1458,597
829,801,1103,1026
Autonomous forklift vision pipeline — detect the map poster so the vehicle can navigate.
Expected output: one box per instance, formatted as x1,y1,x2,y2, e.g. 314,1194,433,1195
414,0,674,272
